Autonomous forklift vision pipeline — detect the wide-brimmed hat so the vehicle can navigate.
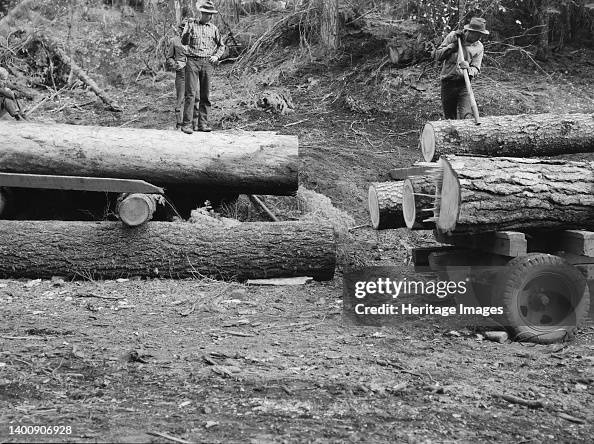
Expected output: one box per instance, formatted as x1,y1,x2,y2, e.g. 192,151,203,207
464,17,489,35
198,1,218,14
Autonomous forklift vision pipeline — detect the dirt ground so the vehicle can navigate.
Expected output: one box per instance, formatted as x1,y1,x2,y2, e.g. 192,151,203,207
2,24,594,443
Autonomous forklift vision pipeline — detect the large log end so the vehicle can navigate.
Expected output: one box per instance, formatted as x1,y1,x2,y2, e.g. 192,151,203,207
368,184,382,229
436,158,460,233
421,123,437,162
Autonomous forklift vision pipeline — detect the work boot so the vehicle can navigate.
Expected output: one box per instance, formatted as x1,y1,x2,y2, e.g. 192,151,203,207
198,124,212,132
181,126,193,134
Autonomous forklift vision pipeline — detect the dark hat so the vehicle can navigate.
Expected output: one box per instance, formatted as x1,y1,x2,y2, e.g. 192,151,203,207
464,17,489,35
198,1,218,14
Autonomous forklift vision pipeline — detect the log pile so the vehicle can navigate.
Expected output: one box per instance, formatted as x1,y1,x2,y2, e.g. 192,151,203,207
368,112,594,235
0,220,337,281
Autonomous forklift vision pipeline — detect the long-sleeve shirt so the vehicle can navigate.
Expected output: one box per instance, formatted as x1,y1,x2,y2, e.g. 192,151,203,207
181,20,225,60
0,86,14,99
435,31,484,81
166,36,187,69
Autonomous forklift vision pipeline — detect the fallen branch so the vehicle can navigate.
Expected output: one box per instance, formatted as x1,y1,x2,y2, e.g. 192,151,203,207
249,195,279,222
74,293,124,301
33,32,122,112
496,394,544,409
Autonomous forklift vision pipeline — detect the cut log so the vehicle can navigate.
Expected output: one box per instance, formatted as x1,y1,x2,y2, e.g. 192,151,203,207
0,121,299,195
0,220,336,281
116,194,158,227
402,175,437,230
368,181,404,229
435,155,594,234
420,113,594,162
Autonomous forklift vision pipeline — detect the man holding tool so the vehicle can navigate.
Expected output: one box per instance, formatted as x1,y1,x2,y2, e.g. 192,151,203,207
179,0,225,134
435,17,489,121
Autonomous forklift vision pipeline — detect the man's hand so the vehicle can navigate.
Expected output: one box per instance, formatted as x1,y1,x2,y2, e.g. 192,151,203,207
458,60,470,70
174,61,185,71
208,55,218,64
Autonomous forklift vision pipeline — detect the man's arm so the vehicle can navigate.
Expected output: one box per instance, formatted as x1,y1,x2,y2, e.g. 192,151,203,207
467,44,483,78
166,40,175,65
0,87,15,99
434,31,459,61
212,26,225,60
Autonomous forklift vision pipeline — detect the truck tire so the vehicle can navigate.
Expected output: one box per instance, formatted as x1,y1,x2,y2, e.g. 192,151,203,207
492,253,590,344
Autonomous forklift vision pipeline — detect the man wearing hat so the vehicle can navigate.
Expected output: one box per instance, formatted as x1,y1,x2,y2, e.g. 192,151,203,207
435,17,489,120
179,1,225,134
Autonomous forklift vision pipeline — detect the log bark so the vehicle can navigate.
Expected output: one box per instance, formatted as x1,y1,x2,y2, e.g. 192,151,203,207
368,181,405,229
402,175,437,230
0,220,336,280
435,155,594,234
319,0,339,50
420,113,594,162
0,121,299,195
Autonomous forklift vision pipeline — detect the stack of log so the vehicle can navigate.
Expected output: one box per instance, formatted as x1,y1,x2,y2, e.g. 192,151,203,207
368,112,594,234
0,121,338,281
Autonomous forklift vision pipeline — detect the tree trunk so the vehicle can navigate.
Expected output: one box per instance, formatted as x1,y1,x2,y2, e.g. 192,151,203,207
402,175,437,230
420,113,594,162
168,0,181,25
435,155,594,234
536,0,550,60
0,220,336,280
368,181,405,230
0,121,299,195
319,0,339,50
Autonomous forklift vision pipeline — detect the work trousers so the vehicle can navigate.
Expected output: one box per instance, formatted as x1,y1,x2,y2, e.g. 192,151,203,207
182,57,213,128
174,67,198,126
0,97,19,119
441,79,472,120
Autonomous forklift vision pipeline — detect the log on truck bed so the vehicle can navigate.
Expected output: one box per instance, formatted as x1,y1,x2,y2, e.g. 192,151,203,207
0,121,298,195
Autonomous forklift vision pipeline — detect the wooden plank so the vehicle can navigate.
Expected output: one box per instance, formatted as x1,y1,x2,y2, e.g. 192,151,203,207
559,230,594,257
435,230,527,257
388,165,435,181
0,172,164,194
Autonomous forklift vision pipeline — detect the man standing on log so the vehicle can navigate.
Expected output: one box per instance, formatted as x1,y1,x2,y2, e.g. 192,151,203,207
435,17,488,120
180,1,225,134
166,6,197,130
0,67,24,121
